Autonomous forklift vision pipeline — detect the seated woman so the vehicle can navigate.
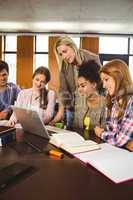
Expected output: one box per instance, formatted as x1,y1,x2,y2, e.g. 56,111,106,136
8,66,56,126
95,59,133,151
77,60,106,139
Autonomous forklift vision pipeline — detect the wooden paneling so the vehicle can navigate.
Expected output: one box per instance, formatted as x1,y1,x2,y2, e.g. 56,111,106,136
48,36,59,92
0,36,2,60
80,37,99,54
17,36,34,88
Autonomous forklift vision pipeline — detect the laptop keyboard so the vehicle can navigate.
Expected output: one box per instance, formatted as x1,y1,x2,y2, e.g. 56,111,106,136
47,130,57,136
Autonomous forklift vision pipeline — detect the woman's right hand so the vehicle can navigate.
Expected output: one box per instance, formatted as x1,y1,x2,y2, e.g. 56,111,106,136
49,120,56,126
7,120,16,127
94,126,104,138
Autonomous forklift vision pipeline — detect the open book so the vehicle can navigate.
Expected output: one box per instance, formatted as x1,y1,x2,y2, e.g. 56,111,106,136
75,143,133,183
49,131,100,154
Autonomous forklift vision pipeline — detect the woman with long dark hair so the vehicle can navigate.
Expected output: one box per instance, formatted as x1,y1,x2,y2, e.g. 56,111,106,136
9,66,56,126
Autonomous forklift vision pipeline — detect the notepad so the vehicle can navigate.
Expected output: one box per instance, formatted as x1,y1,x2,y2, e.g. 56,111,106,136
75,143,133,183
0,162,35,191
49,131,100,154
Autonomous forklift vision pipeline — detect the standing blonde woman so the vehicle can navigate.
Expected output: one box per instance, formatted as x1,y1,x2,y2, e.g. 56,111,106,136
51,36,101,129
95,59,133,151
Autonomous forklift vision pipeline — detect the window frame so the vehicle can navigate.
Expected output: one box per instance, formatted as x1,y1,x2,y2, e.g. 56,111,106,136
99,36,131,65
34,35,49,70
3,35,17,83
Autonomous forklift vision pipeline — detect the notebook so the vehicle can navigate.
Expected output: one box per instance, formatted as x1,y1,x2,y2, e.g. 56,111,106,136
75,143,133,183
0,162,35,191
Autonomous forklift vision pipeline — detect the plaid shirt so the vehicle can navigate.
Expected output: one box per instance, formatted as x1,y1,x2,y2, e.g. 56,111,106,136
101,96,133,147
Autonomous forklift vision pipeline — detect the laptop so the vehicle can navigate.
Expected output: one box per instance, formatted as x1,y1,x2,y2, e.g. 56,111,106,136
12,106,71,153
12,106,57,140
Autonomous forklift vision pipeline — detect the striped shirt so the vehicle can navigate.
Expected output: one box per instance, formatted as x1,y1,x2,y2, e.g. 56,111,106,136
101,96,133,147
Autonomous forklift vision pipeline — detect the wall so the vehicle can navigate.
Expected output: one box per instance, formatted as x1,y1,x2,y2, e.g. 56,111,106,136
0,35,99,90
17,36,34,88
0,36,2,60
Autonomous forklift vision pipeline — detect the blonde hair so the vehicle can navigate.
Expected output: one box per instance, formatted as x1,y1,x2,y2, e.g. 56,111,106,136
54,36,83,70
100,59,133,119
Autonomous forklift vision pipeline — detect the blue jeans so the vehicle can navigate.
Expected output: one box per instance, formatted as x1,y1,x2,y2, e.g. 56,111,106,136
65,109,74,130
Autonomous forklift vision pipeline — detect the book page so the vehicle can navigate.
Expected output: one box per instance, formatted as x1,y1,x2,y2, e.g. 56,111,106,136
49,132,85,147
63,141,100,154
75,143,133,183
0,120,9,126
46,125,70,134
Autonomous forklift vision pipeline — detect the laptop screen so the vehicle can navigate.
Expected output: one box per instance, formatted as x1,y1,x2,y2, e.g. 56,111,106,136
12,106,50,140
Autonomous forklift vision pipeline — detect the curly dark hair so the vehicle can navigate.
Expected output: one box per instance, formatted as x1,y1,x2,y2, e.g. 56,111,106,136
78,60,102,92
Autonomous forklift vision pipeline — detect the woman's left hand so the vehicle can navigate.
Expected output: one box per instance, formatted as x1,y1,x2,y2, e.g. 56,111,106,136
94,126,104,138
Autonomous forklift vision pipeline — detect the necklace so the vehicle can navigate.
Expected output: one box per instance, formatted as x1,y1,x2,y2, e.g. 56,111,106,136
87,92,100,108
